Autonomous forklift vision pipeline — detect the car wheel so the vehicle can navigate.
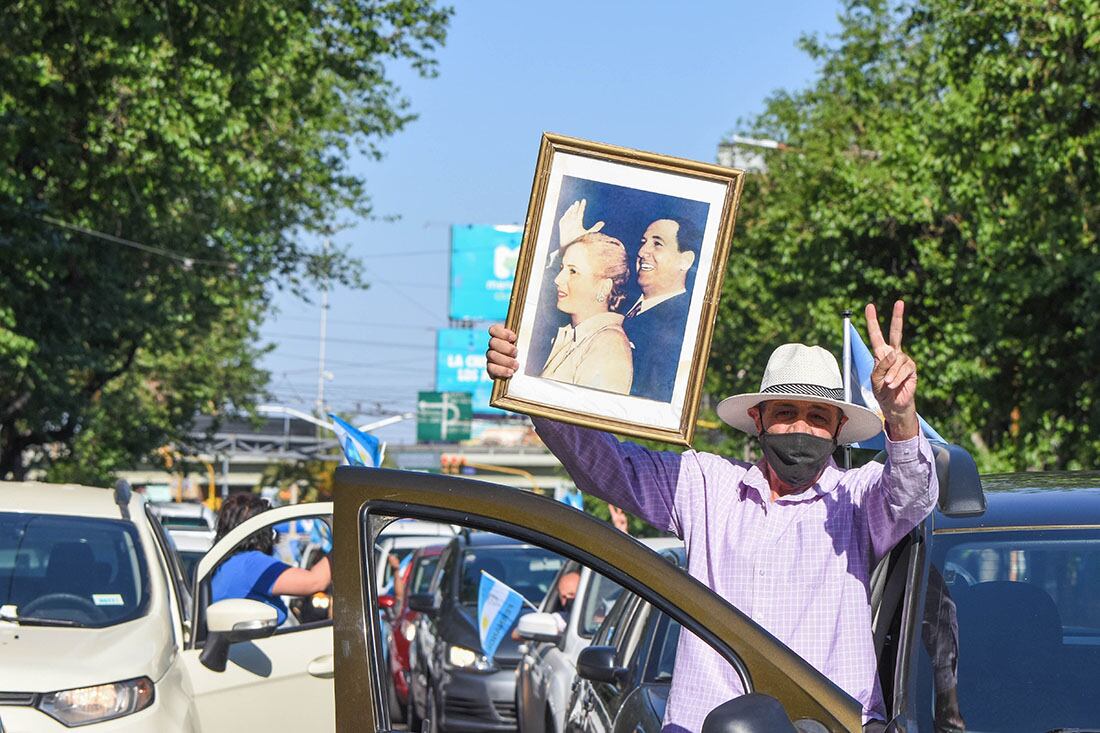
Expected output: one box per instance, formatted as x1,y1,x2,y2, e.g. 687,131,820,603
387,670,406,724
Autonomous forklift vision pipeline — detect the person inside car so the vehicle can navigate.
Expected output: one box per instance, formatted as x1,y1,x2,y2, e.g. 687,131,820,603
211,492,332,625
486,301,937,733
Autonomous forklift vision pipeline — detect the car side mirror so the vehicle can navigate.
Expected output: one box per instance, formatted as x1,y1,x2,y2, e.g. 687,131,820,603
515,612,562,643
200,598,279,672
407,592,439,615
701,693,798,733
576,645,628,684
379,594,396,610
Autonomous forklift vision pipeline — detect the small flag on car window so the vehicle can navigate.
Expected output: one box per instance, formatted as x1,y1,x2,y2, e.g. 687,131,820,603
477,571,525,662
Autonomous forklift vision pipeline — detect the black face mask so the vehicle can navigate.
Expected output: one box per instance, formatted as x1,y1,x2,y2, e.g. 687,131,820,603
759,430,837,490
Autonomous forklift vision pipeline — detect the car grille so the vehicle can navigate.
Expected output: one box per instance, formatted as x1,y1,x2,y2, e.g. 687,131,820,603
446,695,493,720
495,657,519,670
0,692,36,706
493,699,517,724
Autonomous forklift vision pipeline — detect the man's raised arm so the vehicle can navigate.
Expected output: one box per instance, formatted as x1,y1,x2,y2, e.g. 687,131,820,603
486,324,685,535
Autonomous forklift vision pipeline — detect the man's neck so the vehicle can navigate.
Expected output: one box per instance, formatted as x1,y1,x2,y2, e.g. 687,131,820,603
763,463,812,501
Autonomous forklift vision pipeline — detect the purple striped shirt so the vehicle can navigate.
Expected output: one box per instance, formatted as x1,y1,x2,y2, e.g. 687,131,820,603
532,417,937,731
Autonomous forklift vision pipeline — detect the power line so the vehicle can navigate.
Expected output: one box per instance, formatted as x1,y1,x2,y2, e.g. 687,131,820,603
263,332,436,350
39,214,238,269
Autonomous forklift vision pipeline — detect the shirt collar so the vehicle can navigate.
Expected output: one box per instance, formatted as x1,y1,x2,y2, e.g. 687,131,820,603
627,288,687,316
740,457,843,504
557,311,624,342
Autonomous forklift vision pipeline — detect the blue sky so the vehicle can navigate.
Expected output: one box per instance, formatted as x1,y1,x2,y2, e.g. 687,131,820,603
259,1,843,444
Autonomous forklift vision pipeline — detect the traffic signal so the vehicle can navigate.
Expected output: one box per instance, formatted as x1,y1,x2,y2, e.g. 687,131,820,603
440,454,467,474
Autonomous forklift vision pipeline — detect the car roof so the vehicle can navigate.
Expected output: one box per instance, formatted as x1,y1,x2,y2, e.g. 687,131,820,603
0,480,145,521
150,500,214,517
934,472,1100,532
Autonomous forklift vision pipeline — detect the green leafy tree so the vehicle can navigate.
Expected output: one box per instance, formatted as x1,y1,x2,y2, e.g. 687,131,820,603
708,0,1099,471
0,0,451,481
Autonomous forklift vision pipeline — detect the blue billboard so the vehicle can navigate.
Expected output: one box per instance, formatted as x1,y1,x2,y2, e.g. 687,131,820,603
450,225,521,322
436,328,501,415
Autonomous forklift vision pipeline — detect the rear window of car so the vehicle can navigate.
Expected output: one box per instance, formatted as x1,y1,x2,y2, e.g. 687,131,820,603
458,546,564,606
158,516,211,530
0,512,151,628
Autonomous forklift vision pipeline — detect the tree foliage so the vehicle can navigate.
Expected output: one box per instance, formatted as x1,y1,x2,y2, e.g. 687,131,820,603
707,0,1100,471
0,0,451,481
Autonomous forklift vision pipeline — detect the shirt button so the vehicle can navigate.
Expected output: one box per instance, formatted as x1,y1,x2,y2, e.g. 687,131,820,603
759,570,765,576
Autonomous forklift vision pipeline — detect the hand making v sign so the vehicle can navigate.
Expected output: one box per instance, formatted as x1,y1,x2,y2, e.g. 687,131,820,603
865,300,920,441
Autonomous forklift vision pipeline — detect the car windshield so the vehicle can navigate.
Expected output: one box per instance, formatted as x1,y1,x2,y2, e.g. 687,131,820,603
458,546,564,606
0,512,150,628
916,529,1100,732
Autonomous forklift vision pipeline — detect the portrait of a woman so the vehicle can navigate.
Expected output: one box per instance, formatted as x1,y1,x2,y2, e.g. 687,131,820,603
539,232,633,394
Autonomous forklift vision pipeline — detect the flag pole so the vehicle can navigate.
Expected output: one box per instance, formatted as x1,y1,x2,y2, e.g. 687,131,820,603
841,309,853,470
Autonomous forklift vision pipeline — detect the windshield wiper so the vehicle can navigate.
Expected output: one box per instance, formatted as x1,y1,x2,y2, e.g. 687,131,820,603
0,611,81,627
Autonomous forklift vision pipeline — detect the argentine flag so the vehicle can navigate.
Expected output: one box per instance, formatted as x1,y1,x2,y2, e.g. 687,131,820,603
329,414,383,467
847,322,947,450
477,571,524,662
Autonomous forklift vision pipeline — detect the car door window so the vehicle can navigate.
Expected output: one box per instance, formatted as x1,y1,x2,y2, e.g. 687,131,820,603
194,510,333,647
347,498,861,733
145,505,193,627
580,570,624,637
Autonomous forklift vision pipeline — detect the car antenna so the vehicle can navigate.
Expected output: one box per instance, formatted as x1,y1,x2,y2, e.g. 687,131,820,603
114,479,133,521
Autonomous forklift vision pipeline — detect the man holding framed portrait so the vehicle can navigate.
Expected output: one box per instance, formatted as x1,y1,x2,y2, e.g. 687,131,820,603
486,300,937,733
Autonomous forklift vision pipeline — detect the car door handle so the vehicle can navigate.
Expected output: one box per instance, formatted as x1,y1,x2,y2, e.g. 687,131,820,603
308,654,335,679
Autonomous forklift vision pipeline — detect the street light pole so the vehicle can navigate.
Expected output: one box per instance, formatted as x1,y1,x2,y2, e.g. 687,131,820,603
315,237,330,420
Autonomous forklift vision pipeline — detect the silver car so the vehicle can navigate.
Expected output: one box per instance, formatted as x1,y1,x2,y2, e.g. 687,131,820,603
515,537,681,733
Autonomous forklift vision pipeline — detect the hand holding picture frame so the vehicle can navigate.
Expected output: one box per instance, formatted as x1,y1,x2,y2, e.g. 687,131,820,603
490,133,745,446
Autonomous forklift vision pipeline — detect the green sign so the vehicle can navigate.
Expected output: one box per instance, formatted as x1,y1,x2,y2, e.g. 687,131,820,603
417,391,472,443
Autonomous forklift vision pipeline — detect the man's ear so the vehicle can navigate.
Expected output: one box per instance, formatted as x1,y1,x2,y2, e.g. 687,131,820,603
747,405,763,434
678,250,696,272
835,412,848,439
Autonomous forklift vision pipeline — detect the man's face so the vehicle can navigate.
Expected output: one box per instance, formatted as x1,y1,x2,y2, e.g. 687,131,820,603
557,571,581,608
636,219,694,297
750,400,845,440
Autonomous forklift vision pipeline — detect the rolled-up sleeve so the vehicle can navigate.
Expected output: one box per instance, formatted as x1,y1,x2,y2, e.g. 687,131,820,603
857,434,939,560
532,416,688,536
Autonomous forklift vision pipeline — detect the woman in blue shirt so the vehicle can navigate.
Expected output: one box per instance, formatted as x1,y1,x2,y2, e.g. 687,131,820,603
211,493,332,625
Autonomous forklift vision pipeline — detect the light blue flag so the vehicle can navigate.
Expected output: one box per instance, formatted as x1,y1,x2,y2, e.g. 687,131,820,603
329,414,383,467
558,487,584,510
847,322,947,450
477,571,524,662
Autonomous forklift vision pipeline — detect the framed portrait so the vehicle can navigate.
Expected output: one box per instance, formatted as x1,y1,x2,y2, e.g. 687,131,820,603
490,133,745,445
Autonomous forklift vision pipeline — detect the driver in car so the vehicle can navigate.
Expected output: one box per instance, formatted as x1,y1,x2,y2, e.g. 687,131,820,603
486,301,938,733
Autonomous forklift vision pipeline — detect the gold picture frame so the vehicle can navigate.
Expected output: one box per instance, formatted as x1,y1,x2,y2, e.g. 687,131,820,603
490,133,745,445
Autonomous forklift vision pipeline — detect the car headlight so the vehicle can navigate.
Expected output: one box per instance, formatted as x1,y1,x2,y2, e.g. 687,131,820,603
38,676,155,726
403,621,416,641
446,644,494,672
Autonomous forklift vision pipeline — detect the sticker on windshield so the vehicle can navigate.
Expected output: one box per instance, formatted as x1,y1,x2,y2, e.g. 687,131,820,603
92,594,125,606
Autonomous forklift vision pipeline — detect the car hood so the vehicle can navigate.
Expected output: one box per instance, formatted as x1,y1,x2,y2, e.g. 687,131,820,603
0,616,175,692
449,604,524,667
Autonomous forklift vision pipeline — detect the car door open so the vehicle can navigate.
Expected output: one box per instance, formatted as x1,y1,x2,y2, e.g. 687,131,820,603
331,468,864,732
182,501,335,732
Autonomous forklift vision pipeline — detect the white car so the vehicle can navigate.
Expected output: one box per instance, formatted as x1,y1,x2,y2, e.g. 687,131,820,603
0,481,334,731
515,536,682,733
167,527,216,590
148,500,217,532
